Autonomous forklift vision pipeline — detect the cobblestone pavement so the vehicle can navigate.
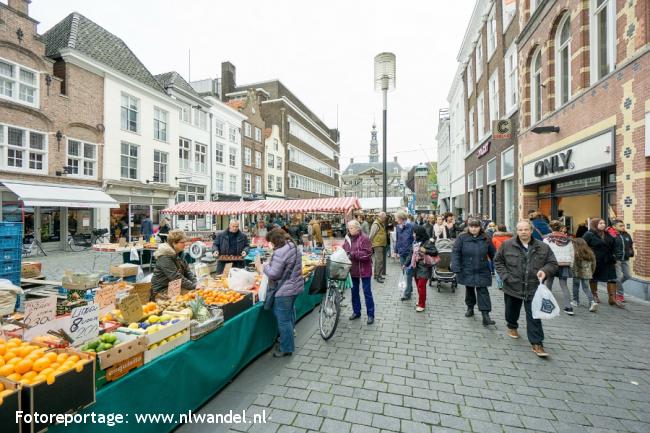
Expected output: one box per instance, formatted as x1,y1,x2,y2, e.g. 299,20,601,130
26,250,136,281
212,258,650,433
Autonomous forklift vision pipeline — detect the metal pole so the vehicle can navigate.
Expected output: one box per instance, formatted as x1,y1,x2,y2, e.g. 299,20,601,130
382,87,388,213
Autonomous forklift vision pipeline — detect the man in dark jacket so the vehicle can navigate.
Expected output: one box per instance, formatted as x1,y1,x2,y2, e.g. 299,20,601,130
494,220,559,358
423,214,435,240
213,219,250,274
611,220,634,302
394,210,415,300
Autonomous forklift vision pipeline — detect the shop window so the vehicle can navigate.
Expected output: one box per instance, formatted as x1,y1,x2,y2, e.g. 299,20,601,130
503,178,515,230
538,183,552,194
501,146,514,178
487,158,497,184
40,207,61,243
476,166,485,189
68,209,93,235
477,189,484,215
467,172,475,192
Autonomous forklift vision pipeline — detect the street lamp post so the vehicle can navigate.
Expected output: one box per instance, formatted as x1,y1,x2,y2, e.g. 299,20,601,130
374,53,396,213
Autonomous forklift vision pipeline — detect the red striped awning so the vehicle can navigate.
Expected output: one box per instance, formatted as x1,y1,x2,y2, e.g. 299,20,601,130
162,197,361,216
161,201,259,215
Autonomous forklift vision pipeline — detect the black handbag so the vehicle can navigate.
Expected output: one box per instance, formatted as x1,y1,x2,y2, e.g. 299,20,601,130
308,265,328,295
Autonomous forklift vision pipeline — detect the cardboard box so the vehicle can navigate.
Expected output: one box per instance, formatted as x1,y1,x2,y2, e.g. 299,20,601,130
144,318,190,346
162,308,193,320
21,261,41,279
96,332,147,370
143,330,190,364
0,377,21,433
220,292,253,321
109,264,139,278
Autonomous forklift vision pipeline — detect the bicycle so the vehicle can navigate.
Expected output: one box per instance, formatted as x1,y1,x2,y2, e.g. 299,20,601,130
67,228,110,252
22,234,47,257
319,258,351,340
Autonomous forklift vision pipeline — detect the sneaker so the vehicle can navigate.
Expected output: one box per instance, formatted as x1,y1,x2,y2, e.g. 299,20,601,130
532,344,549,358
564,307,574,316
415,306,425,312
367,317,374,325
349,314,361,321
272,350,292,358
570,300,579,308
506,328,520,339
589,301,599,312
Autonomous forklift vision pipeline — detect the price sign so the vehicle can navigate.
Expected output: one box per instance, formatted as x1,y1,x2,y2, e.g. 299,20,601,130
118,294,143,323
69,302,100,345
222,262,233,277
167,279,182,299
22,296,57,340
96,285,119,309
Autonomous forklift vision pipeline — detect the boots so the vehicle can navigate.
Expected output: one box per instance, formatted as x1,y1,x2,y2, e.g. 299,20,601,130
589,280,601,304
465,307,474,317
607,282,624,308
482,312,495,326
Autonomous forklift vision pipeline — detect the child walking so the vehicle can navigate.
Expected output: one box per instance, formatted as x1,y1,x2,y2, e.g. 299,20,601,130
572,238,598,312
409,225,438,312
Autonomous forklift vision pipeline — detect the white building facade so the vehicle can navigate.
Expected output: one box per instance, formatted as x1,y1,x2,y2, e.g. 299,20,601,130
264,125,285,199
447,70,467,217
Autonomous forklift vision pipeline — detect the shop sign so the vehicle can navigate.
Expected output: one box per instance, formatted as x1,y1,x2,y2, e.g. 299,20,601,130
477,141,490,158
493,120,513,140
534,149,574,177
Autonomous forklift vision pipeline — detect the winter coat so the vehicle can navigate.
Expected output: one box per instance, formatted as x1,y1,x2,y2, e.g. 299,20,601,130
423,223,434,239
309,220,323,244
494,237,559,301
395,222,414,256
213,229,250,256
450,232,496,287
263,242,304,297
544,232,575,266
582,229,617,282
491,231,513,251
361,220,370,235
151,243,197,295
141,218,154,239
572,257,596,280
408,240,438,279
531,218,552,241
342,232,373,278
612,231,634,261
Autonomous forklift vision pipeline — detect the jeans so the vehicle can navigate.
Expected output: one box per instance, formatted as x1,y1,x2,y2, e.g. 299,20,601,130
572,278,594,303
546,274,571,309
373,247,385,279
273,295,297,353
504,293,544,345
465,286,491,312
615,260,631,295
351,277,375,318
399,254,414,298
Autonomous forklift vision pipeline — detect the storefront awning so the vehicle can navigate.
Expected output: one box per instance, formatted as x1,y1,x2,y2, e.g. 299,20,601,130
2,182,119,208
162,197,361,216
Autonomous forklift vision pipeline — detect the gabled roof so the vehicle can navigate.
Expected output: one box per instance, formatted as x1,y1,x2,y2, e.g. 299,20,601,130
155,71,203,99
42,12,165,92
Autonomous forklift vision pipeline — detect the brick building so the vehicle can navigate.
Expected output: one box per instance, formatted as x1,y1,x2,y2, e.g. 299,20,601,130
516,0,649,290
0,0,117,251
460,0,521,230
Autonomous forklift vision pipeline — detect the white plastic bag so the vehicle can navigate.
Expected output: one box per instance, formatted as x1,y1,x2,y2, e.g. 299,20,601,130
330,247,351,265
129,247,139,261
532,283,560,320
228,268,256,291
398,273,407,291
258,274,269,301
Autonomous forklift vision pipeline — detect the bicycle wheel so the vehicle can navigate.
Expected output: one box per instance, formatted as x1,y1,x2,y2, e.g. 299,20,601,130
68,237,86,252
319,283,341,340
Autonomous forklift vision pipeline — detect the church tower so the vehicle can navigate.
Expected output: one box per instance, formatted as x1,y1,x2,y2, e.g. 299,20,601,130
369,123,379,163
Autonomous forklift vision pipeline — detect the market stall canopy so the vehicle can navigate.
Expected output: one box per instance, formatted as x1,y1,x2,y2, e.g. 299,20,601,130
2,182,119,208
162,197,361,215
358,197,403,212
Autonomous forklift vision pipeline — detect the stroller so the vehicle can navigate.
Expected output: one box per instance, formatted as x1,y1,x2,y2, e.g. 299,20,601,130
431,238,457,292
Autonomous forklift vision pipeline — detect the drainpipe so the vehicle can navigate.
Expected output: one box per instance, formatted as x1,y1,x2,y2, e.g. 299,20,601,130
209,111,214,229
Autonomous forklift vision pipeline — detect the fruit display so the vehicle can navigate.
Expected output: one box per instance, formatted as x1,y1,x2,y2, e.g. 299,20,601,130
80,334,120,354
156,298,189,312
179,289,244,306
147,329,188,350
0,381,16,399
125,315,181,332
188,296,211,322
102,302,160,323
0,337,88,386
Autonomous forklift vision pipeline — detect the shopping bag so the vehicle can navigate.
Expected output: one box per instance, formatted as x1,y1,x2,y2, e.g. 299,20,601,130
398,272,407,291
129,247,139,261
330,247,351,265
258,274,269,301
228,268,256,291
531,283,560,319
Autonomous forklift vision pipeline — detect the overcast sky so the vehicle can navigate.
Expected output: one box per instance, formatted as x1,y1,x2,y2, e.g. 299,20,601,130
31,0,475,169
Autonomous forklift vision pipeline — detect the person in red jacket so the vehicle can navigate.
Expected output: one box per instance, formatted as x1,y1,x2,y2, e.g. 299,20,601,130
343,220,375,325
491,225,513,289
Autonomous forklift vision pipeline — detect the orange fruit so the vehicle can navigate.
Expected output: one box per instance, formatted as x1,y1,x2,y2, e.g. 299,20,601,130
74,360,85,373
32,358,50,373
49,362,60,370
45,352,57,363
0,389,14,398
6,357,20,366
0,364,15,376
32,374,47,384
39,368,54,377
8,338,22,345
0,382,4,392
18,378,31,386
6,373,21,381
0,344,6,356
3,353,16,362
17,345,35,358
67,355,80,363
22,371,37,380
46,373,56,385
56,353,69,363
15,359,32,375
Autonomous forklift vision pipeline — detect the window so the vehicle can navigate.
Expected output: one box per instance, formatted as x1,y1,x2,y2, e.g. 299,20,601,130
214,143,223,164
475,36,483,79
153,107,168,141
194,143,207,173
268,175,274,191
556,15,571,108
477,189,484,215
215,172,224,192
255,151,262,169
67,139,96,177
267,153,275,168
244,173,252,193
288,117,335,159
466,63,473,97
120,142,138,179
468,191,474,215
277,156,282,170
591,0,615,82
276,176,282,192
501,146,514,178
215,120,224,137
503,178,515,230
254,175,262,194
505,43,518,113
476,166,485,188
487,9,497,59
244,148,252,166
244,122,252,138
120,93,139,132
229,174,237,193
289,145,334,177
273,138,279,151
468,107,476,148
229,147,237,167
179,138,191,170
487,157,497,184
180,102,191,123
193,108,207,130
467,172,475,191
0,125,47,172
502,0,516,31
153,150,168,183
288,172,335,196
229,127,237,142
531,49,542,124
177,184,206,203
255,127,262,142
488,70,499,126
477,92,485,138
0,59,38,107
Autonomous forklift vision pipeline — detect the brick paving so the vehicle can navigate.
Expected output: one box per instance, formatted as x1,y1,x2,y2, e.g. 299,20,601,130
219,258,650,433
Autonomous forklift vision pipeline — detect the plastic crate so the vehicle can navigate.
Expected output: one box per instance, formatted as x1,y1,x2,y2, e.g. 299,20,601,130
0,222,23,237
0,248,21,262
0,236,21,250
0,270,20,285
0,260,21,273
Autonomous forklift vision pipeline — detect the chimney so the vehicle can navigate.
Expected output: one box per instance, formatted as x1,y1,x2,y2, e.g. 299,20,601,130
220,61,236,102
8,0,30,15
350,158,354,164
394,156,398,163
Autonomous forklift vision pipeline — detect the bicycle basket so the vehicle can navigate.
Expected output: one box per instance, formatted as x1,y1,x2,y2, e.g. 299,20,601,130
327,258,351,281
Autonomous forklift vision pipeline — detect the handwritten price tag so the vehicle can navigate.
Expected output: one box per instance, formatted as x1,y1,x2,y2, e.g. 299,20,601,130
23,296,56,327
69,302,100,344
118,294,143,323
96,285,119,309
167,279,182,299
